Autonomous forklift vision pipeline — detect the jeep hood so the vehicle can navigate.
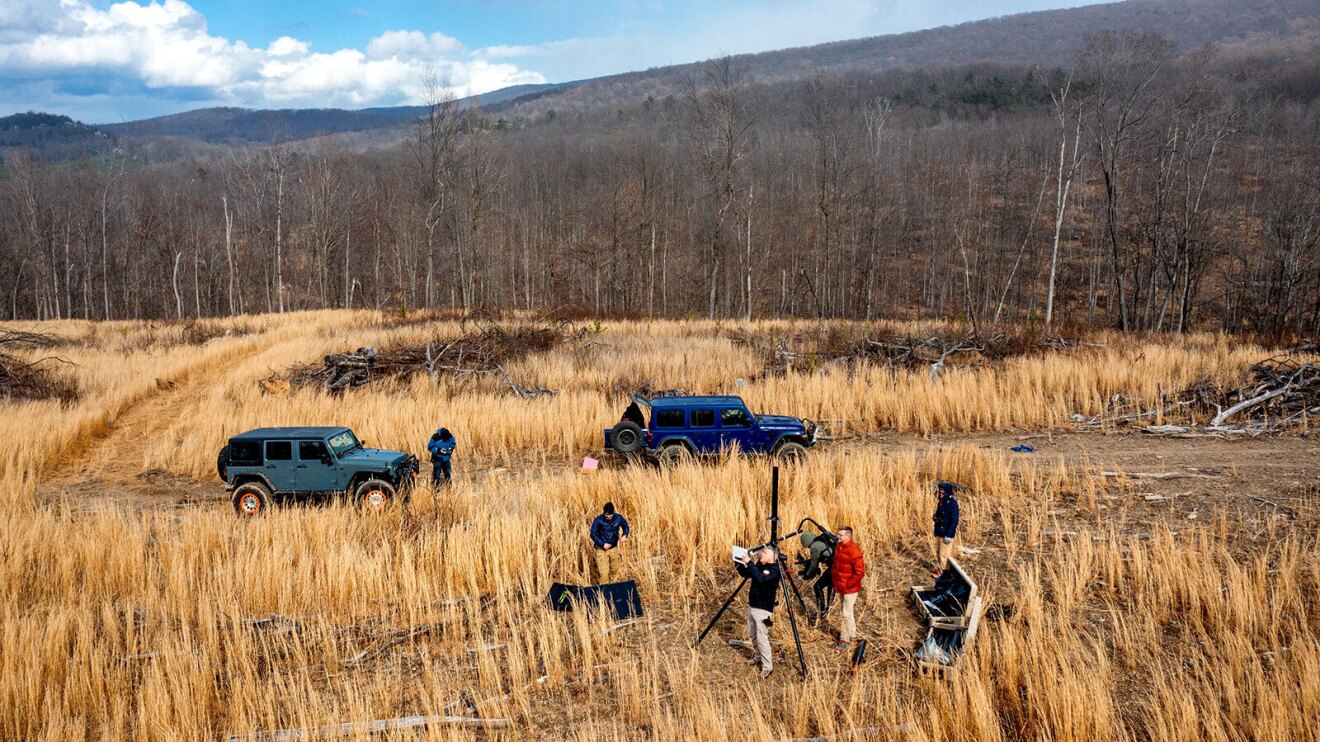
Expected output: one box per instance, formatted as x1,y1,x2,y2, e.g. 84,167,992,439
342,448,409,467
758,414,806,430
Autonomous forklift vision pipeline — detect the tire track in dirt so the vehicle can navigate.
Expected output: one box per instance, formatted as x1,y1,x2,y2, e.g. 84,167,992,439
40,331,279,507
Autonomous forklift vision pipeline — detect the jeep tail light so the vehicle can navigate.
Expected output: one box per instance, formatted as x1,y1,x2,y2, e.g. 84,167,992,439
646,432,653,445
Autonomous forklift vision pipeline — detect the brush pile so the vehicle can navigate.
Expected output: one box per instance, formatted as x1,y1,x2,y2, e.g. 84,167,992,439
730,325,1086,381
279,319,581,396
0,329,78,403
1127,344,1320,435
1195,346,1320,429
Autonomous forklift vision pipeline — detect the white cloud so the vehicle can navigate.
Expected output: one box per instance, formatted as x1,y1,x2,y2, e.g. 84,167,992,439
0,0,545,113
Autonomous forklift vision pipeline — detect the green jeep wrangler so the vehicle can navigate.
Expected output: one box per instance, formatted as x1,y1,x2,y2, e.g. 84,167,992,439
217,426,418,517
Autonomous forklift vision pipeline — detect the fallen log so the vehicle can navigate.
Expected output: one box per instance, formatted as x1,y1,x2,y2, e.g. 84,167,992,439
225,715,511,742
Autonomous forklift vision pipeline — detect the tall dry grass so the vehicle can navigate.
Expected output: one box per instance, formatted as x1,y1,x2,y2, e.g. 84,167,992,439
0,312,1313,740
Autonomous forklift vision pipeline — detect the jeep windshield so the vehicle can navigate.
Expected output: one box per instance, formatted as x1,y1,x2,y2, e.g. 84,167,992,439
328,430,361,456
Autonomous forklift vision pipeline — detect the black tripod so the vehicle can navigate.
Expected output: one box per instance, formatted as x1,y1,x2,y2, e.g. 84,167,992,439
694,466,814,680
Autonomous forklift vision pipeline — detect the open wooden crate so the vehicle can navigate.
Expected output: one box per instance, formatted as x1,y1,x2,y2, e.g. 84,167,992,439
909,557,978,630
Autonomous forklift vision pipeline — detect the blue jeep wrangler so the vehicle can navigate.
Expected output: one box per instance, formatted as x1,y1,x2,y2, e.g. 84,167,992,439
604,395,817,465
217,426,418,516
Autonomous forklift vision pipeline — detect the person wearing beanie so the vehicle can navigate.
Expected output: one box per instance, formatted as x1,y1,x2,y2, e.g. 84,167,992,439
588,501,630,584
797,530,835,621
426,427,456,486
932,481,961,576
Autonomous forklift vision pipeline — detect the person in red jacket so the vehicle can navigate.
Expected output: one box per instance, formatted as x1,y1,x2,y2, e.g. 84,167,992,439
830,526,865,650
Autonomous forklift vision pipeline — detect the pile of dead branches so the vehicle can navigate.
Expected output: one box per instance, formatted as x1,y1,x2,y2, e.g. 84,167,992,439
278,319,581,397
1109,344,1320,436
0,329,78,403
731,326,1082,381
1200,348,1320,429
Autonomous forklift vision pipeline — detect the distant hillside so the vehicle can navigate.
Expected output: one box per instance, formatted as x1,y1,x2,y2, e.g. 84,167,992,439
100,84,575,145
0,112,114,157
497,0,1320,117
55,0,1320,148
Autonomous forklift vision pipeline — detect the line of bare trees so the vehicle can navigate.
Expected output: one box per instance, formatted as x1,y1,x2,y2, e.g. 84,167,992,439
2,31,1318,336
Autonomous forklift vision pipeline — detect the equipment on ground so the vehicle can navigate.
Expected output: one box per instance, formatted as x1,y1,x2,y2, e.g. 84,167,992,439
547,580,643,620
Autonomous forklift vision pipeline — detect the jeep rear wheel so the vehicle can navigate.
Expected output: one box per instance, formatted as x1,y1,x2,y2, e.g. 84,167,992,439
775,441,807,463
610,421,645,454
355,479,396,513
657,443,693,468
232,482,271,518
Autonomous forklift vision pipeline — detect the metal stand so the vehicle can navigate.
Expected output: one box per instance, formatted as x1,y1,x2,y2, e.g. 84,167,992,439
694,466,810,680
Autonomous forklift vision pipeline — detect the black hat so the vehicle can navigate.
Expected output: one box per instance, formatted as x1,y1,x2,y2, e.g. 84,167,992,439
603,501,615,515
937,481,956,497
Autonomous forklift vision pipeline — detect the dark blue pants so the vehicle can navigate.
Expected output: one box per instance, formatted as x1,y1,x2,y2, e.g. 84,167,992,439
432,459,451,485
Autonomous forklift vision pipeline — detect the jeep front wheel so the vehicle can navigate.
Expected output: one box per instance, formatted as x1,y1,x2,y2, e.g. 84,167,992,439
775,441,807,463
657,444,693,468
232,482,272,518
355,479,396,513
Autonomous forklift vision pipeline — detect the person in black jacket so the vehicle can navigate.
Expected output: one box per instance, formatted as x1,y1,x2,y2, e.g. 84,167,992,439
932,481,961,576
735,547,781,678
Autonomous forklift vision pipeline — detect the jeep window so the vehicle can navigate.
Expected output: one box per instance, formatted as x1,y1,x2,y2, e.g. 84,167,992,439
653,409,684,428
299,441,330,461
265,441,292,461
230,440,261,465
690,409,716,427
721,408,753,427
328,430,360,456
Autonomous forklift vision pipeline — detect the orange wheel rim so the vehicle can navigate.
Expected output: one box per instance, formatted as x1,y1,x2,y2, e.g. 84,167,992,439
239,494,261,514
363,490,387,511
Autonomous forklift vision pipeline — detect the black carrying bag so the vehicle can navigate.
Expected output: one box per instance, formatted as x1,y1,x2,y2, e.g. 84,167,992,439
547,580,644,620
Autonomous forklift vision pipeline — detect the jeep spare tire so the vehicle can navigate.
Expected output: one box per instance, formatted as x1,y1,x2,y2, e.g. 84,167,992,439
355,479,396,513
232,482,271,518
216,444,230,481
610,421,645,454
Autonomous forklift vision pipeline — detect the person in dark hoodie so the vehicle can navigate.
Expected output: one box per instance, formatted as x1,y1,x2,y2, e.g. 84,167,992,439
797,530,835,621
588,502,630,584
427,428,456,487
932,481,961,576
735,546,781,679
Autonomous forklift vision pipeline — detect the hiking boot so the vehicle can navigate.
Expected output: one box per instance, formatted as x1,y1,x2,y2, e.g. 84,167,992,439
758,666,773,679
834,641,848,651
746,655,760,666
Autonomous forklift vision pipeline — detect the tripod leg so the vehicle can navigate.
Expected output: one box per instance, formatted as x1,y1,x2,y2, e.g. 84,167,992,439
695,576,749,647
778,573,809,680
781,561,810,614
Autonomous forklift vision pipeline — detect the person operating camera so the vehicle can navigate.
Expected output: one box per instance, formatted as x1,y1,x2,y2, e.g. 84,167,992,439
735,547,781,679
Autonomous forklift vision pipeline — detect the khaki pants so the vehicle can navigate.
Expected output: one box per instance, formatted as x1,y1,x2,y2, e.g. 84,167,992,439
746,607,772,671
839,592,859,643
935,536,954,571
593,546,621,584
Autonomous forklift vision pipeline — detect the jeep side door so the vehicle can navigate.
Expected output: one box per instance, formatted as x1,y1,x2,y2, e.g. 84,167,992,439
262,440,298,492
687,408,721,453
719,406,761,453
297,439,339,492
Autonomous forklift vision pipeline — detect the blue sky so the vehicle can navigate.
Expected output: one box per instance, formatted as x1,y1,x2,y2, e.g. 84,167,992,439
0,0,1107,123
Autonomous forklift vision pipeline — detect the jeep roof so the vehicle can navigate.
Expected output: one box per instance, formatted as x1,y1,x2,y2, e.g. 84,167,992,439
231,426,349,439
646,395,745,408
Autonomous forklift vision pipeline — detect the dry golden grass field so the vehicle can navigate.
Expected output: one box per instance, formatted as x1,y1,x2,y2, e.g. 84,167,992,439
1,311,1318,741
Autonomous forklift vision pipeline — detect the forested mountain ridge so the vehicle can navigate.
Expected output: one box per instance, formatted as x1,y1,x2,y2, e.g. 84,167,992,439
3,0,1320,336
61,0,1320,147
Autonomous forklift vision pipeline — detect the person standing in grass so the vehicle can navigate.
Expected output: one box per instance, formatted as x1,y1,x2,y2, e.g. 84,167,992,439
736,546,781,679
830,527,865,650
427,427,456,486
797,530,835,622
932,481,960,576
589,502,630,584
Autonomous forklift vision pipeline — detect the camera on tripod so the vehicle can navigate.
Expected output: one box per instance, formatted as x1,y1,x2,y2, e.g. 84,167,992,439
695,466,835,680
